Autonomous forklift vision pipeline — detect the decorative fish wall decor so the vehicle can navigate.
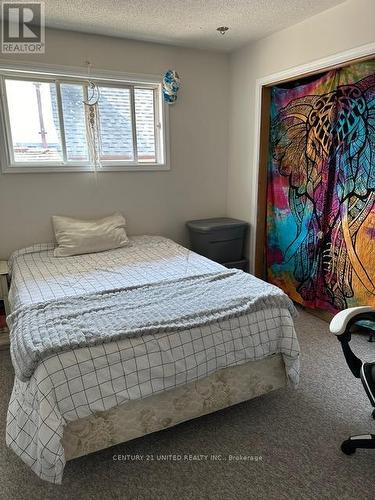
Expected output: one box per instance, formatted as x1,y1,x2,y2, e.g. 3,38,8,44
162,70,180,104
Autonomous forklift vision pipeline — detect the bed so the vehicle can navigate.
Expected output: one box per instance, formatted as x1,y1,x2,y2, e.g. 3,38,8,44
5,235,300,483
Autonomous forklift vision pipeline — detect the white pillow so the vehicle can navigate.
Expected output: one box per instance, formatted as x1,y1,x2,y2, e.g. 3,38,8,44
52,212,129,257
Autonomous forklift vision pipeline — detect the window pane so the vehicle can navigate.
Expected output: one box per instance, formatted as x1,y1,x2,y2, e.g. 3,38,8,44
60,83,89,162
134,88,156,163
98,86,134,161
5,79,62,162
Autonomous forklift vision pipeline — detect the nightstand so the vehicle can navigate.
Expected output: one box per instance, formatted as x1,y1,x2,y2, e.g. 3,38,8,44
0,261,10,350
186,218,249,271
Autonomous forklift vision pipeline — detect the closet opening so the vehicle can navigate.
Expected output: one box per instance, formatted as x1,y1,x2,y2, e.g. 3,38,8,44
255,53,375,320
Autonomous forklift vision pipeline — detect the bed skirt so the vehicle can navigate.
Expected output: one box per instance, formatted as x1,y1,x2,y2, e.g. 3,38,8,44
63,354,286,460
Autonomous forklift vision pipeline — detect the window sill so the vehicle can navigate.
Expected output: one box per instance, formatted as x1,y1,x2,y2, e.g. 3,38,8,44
1,164,170,174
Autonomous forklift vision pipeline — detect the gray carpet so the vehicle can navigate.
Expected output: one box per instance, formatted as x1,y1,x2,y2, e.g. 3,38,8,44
0,309,374,499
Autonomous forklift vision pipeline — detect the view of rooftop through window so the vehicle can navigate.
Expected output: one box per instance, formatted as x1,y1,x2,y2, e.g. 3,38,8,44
6,80,62,162
2,75,161,168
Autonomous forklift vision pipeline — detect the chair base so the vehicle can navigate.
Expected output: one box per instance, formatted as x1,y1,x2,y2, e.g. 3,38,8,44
341,434,375,455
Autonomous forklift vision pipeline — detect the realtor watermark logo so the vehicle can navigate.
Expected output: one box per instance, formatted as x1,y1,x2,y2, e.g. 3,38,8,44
1,2,45,53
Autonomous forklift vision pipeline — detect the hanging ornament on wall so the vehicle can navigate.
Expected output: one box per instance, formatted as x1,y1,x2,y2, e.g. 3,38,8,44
82,61,102,171
162,70,180,104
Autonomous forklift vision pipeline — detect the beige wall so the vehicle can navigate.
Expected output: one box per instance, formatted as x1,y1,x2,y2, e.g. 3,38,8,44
227,0,375,267
0,29,229,258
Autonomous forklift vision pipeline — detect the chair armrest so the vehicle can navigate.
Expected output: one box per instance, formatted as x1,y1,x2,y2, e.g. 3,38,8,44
330,306,375,336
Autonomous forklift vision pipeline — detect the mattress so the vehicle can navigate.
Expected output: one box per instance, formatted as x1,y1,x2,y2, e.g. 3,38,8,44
6,236,300,483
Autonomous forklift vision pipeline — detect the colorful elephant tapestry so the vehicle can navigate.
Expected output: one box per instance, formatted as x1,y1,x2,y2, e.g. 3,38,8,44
267,61,375,314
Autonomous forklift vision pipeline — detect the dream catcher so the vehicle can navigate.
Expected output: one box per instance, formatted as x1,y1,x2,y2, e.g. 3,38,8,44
83,61,101,170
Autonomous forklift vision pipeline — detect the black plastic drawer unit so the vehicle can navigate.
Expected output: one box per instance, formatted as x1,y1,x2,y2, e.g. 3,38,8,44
186,217,249,264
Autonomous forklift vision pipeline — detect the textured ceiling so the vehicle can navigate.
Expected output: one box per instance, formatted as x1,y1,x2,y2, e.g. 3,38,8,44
28,0,345,51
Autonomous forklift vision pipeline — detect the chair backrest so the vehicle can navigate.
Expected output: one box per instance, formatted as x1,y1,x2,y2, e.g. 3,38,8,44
355,319,375,333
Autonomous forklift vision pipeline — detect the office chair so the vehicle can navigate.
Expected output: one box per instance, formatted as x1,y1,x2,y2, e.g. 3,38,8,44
330,306,375,455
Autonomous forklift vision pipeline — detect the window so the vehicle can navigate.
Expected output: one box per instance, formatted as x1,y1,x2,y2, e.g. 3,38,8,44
0,68,167,172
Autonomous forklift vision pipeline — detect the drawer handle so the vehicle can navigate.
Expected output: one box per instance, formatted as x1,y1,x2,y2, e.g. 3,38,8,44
210,237,242,244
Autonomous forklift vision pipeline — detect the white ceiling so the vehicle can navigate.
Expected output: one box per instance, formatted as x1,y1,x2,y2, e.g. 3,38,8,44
38,0,345,52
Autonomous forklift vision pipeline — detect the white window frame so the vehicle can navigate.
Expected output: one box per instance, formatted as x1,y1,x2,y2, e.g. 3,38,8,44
0,61,170,173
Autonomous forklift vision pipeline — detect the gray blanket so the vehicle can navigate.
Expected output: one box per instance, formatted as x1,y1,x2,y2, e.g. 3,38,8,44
8,269,296,381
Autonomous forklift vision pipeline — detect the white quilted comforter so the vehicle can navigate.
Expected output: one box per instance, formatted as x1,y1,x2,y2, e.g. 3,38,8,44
6,236,300,483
